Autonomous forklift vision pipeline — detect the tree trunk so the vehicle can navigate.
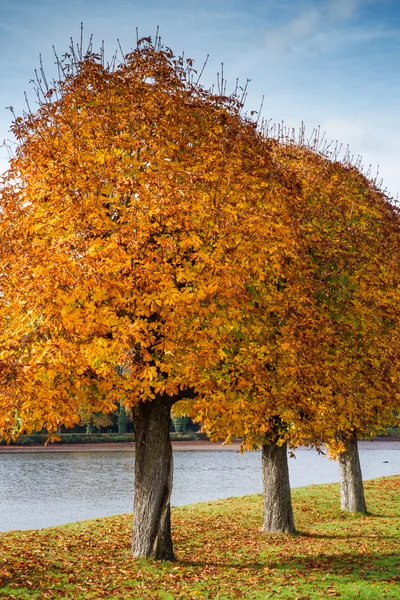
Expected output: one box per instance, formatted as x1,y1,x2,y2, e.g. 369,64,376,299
132,395,175,560
118,400,127,434
338,436,367,513
261,442,295,533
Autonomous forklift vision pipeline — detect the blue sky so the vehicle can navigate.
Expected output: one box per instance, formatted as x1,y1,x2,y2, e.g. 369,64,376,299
1,0,399,196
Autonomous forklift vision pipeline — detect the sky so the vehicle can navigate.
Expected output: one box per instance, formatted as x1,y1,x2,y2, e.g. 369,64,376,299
1,0,399,196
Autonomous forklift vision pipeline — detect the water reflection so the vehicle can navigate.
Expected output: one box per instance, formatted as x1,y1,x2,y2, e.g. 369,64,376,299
0,442,398,531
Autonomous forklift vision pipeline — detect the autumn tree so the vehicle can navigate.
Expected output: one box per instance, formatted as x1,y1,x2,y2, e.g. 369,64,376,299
280,144,400,513
0,38,298,559
176,137,323,534
2,35,399,562
181,139,400,528
78,405,114,433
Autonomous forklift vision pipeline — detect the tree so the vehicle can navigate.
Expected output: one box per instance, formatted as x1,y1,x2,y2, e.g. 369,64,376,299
118,400,127,434
2,37,399,562
78,405,114,433
280,144,400,513
174,137,321,534
337,436,366,512
0,38,294,559
181,140,400,527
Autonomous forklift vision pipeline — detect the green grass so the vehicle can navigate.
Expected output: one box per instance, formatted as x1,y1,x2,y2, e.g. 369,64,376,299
0,476,399,599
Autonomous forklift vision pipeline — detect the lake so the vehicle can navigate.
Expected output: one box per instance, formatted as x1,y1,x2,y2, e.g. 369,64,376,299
0,440,399,532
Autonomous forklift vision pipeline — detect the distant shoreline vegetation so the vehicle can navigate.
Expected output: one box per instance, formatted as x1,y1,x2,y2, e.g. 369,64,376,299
0,431,208,446
1,429,398,446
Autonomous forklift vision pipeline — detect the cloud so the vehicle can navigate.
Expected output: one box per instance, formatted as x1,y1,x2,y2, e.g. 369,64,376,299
262,0,376,57
263,6,320,56
326,0,359,20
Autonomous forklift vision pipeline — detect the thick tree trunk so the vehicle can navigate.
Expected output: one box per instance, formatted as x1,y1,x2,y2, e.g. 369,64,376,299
132,396,175,560
261,442,295,533
338,436,367,513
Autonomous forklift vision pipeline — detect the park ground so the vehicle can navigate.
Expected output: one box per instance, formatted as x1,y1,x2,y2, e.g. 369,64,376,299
0,475,399,599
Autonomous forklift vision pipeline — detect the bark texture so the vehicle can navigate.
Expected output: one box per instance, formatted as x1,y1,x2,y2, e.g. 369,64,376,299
338,436,367,513
261,442,295,533
132,396,175,560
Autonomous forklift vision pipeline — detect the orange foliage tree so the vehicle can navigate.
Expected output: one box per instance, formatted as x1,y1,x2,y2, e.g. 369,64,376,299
181,141,400,529
2,36,400,559
0,38,301,559
282,146,400,513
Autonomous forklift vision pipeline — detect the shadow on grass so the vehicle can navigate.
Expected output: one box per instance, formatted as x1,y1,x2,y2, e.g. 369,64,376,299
294,530,399,540
3,548,399,600
268,552,400,582
179,551,399,577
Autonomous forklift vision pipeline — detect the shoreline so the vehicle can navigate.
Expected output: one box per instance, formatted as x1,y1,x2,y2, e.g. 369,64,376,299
0,436,399,453
0,440,242,453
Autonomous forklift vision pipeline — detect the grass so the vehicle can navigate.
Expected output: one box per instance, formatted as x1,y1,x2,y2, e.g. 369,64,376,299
0,476,399,599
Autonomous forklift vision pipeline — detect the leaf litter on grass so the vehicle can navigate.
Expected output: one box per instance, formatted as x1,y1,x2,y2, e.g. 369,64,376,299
0,476,399,599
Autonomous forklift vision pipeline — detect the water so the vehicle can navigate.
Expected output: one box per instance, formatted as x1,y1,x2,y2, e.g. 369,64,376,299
0,441,398,532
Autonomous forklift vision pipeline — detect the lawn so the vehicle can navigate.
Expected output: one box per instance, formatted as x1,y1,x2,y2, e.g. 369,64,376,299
0,476,399,599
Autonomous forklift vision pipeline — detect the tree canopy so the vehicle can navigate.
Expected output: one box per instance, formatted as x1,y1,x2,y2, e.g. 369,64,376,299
0,39,298,440
1,38,399,448
1,36,400,555
181,143,400,453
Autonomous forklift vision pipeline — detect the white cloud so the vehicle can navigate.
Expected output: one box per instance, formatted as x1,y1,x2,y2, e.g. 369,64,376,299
265,7,320,54
262,0,386,58
326,0,359,20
